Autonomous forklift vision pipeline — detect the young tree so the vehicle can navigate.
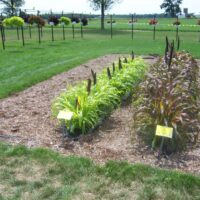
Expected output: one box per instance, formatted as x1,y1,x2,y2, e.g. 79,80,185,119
0,0,25,16
89,0,121,30
160,0,182,17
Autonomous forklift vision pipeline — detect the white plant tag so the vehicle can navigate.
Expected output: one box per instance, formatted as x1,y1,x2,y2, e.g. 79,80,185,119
57,110,73,120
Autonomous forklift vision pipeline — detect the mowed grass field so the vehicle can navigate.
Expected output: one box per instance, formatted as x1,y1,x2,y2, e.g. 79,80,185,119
0,21,200,99
88,17,200,31
0,143,200,200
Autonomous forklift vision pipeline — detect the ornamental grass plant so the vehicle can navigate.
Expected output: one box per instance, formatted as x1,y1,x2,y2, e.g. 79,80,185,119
52,56,146,135
133,38,200,153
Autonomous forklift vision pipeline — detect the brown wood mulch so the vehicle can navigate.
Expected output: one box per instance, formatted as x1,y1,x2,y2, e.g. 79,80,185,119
0,54,199,175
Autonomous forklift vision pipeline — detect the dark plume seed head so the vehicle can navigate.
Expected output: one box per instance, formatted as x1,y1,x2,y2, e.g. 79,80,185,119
177,36,180,51
87,79,92,94
168,42,174,68
112,63,115,73
75,97,80,109
165,36,169,53
124,57,128,63
91,69,95,76
93,72,97,85
119,58,122,70
107,67,112,79
131,51,135,60
91,69,97,85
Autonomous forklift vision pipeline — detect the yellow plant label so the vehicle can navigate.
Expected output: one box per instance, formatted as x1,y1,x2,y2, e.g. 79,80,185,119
57,110,73,120
156,125,173,138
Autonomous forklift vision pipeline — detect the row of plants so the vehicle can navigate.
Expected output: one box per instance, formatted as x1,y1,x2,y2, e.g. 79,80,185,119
52,55,147,136
148,18,200,26
48,16,88,26
0,16,88,49
106,19,200,26
133,38,200,153
128,18,200,26
2,16,199,28
1,16,89,28
2,16,68,27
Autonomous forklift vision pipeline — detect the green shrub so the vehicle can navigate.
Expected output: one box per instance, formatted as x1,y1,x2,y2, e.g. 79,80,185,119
81,17,88,26
173,21,181,26
149,19,158,25
2,18,11,26
71,16,80,24
133,43,200,152
3,16,24,27
48,16,59,26
59,17,71,25
52,57,147,136
28,16,45,27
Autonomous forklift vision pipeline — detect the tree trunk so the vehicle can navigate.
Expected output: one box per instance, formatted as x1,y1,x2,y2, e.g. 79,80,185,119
101,1,105,30
11,0,14,16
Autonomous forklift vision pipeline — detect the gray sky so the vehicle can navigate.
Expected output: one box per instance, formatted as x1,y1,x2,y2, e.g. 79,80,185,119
7,0,200,15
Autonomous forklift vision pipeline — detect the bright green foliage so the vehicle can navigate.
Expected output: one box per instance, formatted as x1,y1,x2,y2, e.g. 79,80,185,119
52,57,146,135
3,16,24,27
2,17,11,26
133,48,200,153
59,16,71,25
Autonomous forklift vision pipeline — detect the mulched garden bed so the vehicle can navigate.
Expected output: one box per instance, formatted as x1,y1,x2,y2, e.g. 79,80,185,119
0,54,199,175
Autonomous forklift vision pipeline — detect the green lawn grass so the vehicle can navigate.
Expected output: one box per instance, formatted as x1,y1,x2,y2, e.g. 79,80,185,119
88,17,200,32
0,142,199,200
0,27,200,99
